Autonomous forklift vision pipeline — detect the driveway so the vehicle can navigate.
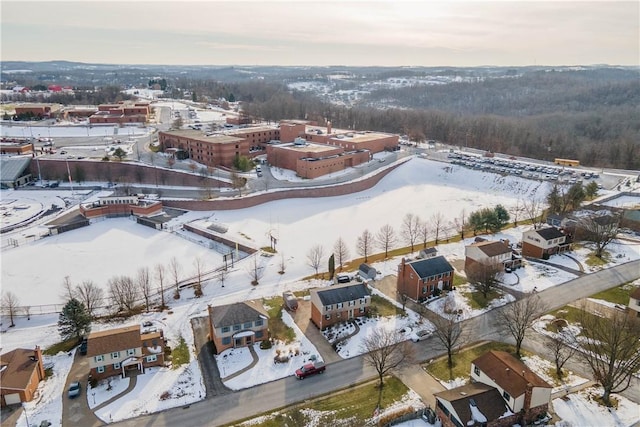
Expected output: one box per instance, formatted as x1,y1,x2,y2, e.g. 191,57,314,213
190,316,232,398
62,350,104,427
290,299,342,364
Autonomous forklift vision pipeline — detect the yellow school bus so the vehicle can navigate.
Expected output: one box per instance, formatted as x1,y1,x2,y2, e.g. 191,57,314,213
554,158,580,167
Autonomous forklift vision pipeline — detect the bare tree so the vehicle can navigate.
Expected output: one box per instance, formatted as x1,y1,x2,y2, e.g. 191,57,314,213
75,280,104,318
431,313,466,370
155,263,167,310
169,256,181,299
454,209,467,239
137,267,152,311
545,331,578,380
218,268,228,288
306,245,325,277
246,255,265,285
22,305,31,321
577,308,640,406
494,294,548,357
108,276,139,313
360,328,415,406
376,224,397,258
509,198,525,227
333,237,350,269
230,171,245,196
1,291,20,327
61,275,75,302
577,213,620,258
356,229,374,263
465,260,503,299
193,257,206,297
418,218,429,249
522,197,545,229
431,212,445,244
401,213,420,253
278,252,286,274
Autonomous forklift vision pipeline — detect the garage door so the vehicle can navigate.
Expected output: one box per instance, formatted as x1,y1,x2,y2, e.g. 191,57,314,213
4,393,21,405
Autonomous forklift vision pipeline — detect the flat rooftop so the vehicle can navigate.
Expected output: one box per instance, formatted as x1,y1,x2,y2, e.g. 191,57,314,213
280,142,338,153
330,132,394,143
161,130,244,144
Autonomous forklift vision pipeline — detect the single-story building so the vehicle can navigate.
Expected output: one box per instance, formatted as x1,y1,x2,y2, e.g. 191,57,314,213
0,347,46,406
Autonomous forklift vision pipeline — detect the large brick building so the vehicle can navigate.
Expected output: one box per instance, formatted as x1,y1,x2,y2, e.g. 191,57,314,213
89,101,151,124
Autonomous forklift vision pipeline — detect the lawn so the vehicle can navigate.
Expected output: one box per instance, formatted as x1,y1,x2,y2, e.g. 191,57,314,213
459,287,503,310
585,251,611,267
43,337,79,356
263,296,296,343
370,294,404,317
228,376,409,427
424,341,521,382
589,283,635,305
452,273,468,288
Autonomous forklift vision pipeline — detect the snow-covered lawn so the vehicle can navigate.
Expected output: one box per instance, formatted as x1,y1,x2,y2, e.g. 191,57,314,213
87,375,130,409
424,285,515,321
521,354,589,392
553,387,640,427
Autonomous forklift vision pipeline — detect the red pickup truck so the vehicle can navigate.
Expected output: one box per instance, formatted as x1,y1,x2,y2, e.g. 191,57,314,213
295,362,326,379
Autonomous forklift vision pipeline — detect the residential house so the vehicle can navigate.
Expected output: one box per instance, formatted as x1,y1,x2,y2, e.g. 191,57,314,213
627,287,640,319
86,325,165,381
417,247,438,259
0,347,46,407
464,239,521,272
435,382,513,427
521,227,569,259
310,283,371,330
470,350,552,423
207,301,269,354
397,256,454,302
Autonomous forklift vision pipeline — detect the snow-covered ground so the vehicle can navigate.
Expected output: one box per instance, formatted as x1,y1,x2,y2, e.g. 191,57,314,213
553,387,639,427
2,157,639,424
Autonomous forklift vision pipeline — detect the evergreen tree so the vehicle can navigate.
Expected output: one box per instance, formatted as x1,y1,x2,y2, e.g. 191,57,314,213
58,298,92,341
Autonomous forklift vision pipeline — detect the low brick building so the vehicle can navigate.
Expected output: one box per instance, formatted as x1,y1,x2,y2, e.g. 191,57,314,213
208,301,269,354
0,347,46,406
397,256,454,302
79,195,163,219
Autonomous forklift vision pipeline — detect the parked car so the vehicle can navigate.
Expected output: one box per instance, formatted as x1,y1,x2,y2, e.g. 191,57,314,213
336,274,351,284
68,381,81,398
79,337,88,355
295,362,326,379
410,330,433,343
283,291,298,311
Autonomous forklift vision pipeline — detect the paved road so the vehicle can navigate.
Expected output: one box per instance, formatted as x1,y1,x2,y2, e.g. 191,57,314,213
109,259,640,427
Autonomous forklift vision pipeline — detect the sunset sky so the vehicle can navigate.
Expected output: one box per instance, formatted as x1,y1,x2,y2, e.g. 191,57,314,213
2,1,638,66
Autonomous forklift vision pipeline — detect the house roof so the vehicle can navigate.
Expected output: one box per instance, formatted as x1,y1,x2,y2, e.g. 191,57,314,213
469,241,511,257
419,247,438,256
209,300,269,329
534,227,565,240
630,287,640,301
435,382,510,425
313,282,370,306
0,157,31,183
406,255,454,278
472,350,551,398
87,325,141,357
0,348,40,391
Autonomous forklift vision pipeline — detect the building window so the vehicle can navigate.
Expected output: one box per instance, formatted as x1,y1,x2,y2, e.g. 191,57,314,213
111,351,120,359
325,314,331,320
474,366,480,376
255,319,263,326
360,298,365,305
325,305,332,311
502,390,511,401
422,286,427,294
244,322,252,329
127,349,135,356
359,307,364,313
113,362,121,370
146,355,157,363
222,326,230,333
255,330,263,338
222,337,231,345
97,366,105,374
233,324,241,331
94,355,104,363
337,302,343,309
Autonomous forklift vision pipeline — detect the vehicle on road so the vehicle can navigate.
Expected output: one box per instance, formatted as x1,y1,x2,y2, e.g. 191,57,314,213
410,330,433,342
295,362,325,379
68,381,81,398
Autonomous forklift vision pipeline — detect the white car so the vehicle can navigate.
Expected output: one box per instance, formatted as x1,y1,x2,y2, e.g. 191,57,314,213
410,330,432,342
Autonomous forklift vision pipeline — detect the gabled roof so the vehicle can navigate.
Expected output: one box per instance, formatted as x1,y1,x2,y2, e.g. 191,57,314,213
435,382,510,425
87,325,141,357
472,350,551,398
0,157,31,182
209,300,269,328
406,255,454,279
0,348,41,391
534,227,565,240
313,282,370,306
469,241,511,257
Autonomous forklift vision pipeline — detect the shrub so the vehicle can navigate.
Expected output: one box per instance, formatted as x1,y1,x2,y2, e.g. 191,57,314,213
260,340,272,350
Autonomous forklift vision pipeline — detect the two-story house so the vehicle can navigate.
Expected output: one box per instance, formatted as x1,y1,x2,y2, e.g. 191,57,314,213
86,325,164,381
310,283,371,330
397,255,454,302
207,301,269,354
627,286,640,319
435,350,552,427
521,227,569,259
465,239,521,272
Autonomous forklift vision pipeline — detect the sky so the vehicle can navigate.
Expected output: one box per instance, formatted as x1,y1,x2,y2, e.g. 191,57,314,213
1,1,638,67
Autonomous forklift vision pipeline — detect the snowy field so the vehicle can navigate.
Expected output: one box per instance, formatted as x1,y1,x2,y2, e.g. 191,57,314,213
0,122,149,138
2,157,639,425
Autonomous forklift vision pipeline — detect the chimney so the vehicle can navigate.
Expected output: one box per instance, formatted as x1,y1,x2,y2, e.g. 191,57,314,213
327,121,332,134
35,346,45,380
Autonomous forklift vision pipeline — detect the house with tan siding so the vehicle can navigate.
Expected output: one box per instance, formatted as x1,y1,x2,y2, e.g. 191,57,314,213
207,301,269,354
